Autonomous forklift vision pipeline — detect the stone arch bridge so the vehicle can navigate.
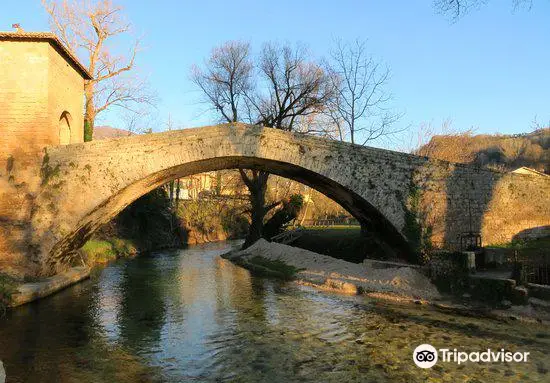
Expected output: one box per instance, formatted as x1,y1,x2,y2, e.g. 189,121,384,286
2,123,549,276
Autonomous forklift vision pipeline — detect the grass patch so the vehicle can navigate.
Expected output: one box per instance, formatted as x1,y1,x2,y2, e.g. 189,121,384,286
489,236,550,256
0,274,18,315
81,238,138,266
233,256,303,280
290,227,369,263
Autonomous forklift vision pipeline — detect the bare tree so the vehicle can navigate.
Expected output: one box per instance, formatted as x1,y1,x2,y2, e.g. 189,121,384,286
192,41,334,247
531,116,550,131
325,39,402,145
42,0,155,141
239,43,334,247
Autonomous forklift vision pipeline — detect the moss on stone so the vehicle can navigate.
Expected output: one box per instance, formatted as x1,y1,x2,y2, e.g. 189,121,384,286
403,181,433,264
40,162,61,186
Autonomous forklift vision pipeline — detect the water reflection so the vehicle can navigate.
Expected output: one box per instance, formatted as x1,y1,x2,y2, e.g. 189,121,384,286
117,256,167,351
0,241,549,382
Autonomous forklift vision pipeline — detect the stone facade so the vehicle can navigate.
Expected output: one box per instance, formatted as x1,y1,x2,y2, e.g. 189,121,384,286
0,34,88,159
0,32,90,274
2,123,543,276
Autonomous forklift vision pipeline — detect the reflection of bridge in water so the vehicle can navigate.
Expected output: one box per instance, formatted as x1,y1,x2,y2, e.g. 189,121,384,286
2,123,549,275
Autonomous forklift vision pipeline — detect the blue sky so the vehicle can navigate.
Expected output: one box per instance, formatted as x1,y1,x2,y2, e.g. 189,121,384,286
3,1,549,148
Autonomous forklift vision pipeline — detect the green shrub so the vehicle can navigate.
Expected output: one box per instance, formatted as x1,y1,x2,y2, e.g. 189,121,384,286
81,238,138,265
84,120,93,142
81,240,117,264
178,199,249,240
110,238,138,258
262,194,304,240
221,208,249,238
115,188,180,249
468,277,515,304
0,274,18,315
234,256,303,280
403,182,433,265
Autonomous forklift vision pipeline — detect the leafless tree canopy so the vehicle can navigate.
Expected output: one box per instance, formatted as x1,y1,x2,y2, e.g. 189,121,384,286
191,41,252,123
192,41,335,131
246,43,335,131
42,0,155,138
325,39,402,145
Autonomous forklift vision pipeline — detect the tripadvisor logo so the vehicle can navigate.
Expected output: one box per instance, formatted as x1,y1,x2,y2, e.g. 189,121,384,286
413,344,530,369
413,344,438,368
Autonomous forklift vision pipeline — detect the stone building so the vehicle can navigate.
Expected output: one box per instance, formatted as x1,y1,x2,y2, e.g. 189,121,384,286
0,31,91,275
0,31,91,162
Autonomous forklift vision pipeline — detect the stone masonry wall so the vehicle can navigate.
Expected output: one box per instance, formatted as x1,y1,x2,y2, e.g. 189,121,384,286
0,40,85,276
412,160,550,248
0,41,50,273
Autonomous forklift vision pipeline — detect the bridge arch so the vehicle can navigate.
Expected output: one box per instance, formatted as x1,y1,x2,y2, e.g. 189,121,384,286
49,156,409,268
33,123,418,273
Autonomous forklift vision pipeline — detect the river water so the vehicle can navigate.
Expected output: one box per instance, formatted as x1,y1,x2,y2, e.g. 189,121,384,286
0,241,549,382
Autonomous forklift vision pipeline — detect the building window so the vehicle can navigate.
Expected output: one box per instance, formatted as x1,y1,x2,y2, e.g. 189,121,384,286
59,111,72,145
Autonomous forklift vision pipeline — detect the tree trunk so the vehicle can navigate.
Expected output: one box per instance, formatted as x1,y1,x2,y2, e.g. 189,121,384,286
240,170,269,249
84,82,95,142
175,178,181,208
299,189,311,226
169,180,174,204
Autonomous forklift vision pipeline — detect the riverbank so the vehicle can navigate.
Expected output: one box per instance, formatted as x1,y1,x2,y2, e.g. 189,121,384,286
0,236,141,312
9,267,91,308
224,239,550,324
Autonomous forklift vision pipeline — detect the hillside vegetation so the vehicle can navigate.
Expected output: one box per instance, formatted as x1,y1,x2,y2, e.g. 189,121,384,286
416,128,550,174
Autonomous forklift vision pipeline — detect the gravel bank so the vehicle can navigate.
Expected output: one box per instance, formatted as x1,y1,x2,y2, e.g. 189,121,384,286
230,239,441,300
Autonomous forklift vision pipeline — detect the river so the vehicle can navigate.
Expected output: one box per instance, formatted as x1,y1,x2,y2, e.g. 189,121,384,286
0,241,548,382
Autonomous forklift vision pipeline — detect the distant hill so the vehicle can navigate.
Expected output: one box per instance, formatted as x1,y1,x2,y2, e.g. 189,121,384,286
415,128,550,174
93,126,133,140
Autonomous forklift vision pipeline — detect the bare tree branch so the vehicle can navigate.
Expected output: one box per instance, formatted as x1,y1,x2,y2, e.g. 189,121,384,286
325,39,403,146
191,41,252,123
434,0,533,20
42,0,154,140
